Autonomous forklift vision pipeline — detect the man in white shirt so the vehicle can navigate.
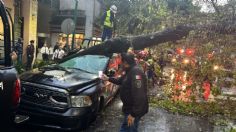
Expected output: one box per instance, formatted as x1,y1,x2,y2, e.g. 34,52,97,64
52,46,65,62
40,43,50,61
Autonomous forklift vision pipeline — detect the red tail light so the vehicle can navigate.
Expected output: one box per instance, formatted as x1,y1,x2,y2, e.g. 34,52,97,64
12,79,21,106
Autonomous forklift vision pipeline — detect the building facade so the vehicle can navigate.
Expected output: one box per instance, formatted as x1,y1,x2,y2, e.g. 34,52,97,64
1,0,103,62
2,0,38,63
38,0,103,50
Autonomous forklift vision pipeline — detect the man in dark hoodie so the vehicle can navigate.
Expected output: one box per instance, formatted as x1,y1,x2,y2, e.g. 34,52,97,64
102,53,148,132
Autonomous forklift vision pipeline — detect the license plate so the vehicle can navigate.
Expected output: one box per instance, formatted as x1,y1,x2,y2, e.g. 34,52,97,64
15,115,29,124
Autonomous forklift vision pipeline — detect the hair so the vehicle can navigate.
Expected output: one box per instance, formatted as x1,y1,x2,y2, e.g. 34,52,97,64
121,53,136,65
30,40,34,43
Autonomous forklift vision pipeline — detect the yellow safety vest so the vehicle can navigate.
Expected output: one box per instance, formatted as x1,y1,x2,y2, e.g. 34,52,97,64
104,10,113,28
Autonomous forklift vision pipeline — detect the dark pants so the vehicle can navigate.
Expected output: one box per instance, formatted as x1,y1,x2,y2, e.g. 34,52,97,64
120,114,140,132
102,26,112,41
26,56,33,70
17,53,22,65
42,54,49,61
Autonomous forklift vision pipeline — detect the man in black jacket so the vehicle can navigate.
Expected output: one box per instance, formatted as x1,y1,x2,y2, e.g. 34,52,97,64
26,40,35,70
102,53,148,132
13,38,23,64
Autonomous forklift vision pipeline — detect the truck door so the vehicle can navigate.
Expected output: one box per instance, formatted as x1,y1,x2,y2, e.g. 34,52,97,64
0,1,19,129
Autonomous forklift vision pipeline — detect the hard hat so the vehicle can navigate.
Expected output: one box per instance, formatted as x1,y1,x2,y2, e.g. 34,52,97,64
110,5,117,14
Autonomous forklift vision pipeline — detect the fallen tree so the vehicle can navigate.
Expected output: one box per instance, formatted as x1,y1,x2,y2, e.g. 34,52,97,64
65,25,193,59
64,22,235,59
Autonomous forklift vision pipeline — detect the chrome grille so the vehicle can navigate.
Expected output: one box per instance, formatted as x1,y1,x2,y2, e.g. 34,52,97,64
21,82,69,112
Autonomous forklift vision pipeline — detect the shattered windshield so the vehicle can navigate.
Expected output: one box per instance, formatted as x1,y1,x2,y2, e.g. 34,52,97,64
59,55,109,74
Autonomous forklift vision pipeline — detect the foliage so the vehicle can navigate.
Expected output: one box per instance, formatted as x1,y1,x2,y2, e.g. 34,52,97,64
230,128,236,132
33,60,54,69
151,30,236,101
104,0,200,35
14,63,25,74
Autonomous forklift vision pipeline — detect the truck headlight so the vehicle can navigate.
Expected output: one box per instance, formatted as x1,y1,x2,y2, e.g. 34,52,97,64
70,95,92,107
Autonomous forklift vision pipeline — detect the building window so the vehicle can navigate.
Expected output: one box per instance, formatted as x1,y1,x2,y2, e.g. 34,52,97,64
58,33,84,49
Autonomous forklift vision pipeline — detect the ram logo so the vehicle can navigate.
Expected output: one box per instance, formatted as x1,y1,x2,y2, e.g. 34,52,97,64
34,92,48,98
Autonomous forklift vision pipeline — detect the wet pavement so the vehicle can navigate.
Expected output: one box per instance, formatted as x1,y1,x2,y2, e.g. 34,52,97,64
15,96,215,132
85,96,214,132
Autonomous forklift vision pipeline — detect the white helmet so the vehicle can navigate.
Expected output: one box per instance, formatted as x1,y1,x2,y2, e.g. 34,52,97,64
110,5,117,14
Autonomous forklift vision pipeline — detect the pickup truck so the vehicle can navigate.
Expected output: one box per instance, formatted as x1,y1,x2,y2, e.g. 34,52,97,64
0,0,20,130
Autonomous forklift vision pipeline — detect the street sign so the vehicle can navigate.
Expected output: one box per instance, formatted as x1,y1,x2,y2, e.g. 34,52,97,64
61,18,75,35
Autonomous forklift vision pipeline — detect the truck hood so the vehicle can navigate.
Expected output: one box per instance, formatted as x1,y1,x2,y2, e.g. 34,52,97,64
20,68,100,91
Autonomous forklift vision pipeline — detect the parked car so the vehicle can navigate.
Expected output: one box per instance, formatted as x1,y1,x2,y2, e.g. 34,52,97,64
17,53,121,130
0,1,21,129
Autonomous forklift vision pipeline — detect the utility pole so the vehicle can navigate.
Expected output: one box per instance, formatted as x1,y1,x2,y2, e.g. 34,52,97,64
72,0,78,50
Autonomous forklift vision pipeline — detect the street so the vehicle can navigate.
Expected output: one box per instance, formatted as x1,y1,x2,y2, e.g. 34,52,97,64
15,95,216,132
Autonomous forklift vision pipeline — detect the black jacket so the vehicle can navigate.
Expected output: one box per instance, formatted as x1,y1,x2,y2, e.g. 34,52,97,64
14,42,23,54
109,65,148,118
26,44,34,57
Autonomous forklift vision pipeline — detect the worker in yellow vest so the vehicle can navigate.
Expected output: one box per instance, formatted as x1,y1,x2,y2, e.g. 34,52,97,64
101,5,117,41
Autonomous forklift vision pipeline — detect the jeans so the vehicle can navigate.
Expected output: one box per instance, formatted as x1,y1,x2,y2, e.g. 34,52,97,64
120,114,140,132
102,26,112,41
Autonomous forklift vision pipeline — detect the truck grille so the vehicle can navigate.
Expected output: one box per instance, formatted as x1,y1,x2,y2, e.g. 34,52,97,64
21,83,69,112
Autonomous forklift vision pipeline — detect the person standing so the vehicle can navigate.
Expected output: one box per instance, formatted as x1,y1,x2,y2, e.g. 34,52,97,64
26,40,35,70
52,46,65,62
101,5,117,41
53,42,60,52
101,53,148,132
40,43,49,61
13,38,23,64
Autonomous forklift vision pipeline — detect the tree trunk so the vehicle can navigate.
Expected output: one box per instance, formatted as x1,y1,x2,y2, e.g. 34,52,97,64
66,25,193,59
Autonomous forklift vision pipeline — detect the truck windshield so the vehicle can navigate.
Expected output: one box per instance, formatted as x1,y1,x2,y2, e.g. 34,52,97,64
59,55,109,74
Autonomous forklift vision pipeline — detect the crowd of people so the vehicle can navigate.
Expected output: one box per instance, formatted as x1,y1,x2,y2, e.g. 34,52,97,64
12,38,83,70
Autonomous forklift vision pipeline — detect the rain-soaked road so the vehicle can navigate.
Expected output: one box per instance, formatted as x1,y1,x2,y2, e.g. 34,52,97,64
15,95,216,132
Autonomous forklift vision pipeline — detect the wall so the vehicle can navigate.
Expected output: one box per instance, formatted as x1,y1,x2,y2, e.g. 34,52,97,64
59,0,102,38
60,0,102,18
21,0,38,63
37,1,51,36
